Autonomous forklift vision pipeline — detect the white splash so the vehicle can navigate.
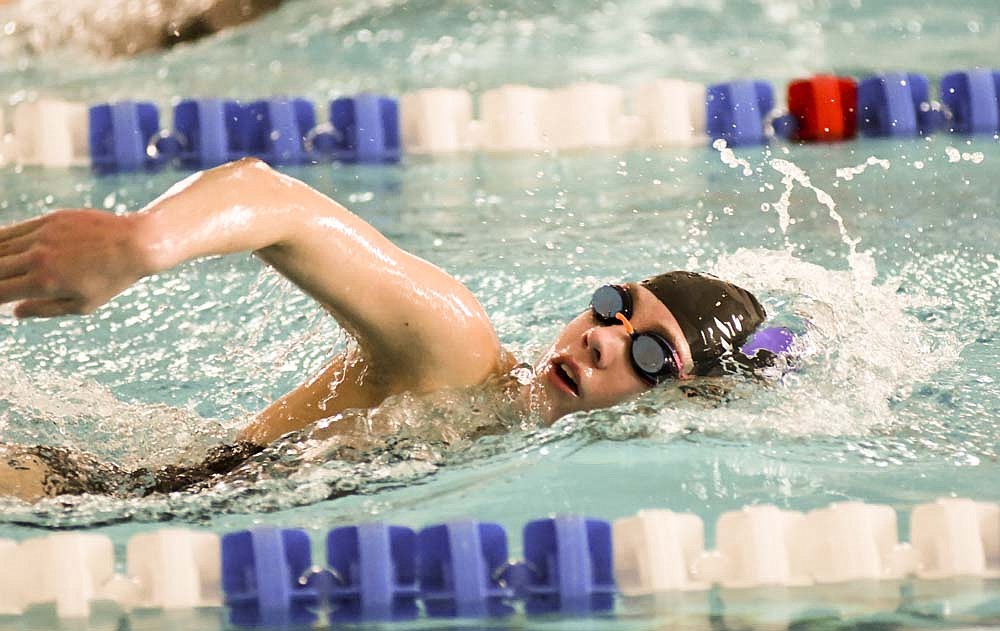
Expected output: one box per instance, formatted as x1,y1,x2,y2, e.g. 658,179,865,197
768,158,862,257
713,139,754,177
835,156,891,181
704,248,959,436
944,146,985,164
0,359,229,467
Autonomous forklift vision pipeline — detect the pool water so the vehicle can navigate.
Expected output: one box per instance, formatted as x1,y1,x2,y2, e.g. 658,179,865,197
0,0,998,628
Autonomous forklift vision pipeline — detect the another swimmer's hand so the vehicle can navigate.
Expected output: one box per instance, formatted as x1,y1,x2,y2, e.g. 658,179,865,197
0,210,154,318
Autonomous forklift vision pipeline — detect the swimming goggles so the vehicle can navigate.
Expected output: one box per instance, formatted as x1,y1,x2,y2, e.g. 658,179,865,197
590,285,681,385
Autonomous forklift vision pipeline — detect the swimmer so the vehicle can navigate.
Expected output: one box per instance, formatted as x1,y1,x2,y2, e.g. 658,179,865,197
0,158,767,501
5,0,286,58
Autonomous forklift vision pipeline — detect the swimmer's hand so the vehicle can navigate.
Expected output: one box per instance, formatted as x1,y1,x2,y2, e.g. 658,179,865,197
0,210,151,318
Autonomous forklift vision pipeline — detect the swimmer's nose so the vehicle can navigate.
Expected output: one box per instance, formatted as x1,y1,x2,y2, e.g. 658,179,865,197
584,329,603,367
584,325,628,370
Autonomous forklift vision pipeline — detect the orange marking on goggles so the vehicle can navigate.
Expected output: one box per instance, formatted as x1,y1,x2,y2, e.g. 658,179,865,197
615,312,635,335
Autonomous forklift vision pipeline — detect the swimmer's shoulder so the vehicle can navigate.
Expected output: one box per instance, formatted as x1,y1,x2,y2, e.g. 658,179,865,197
404,332,510,392
385,287,506,392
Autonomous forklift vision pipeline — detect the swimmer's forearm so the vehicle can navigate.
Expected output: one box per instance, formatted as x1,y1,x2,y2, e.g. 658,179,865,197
0,163,297,318
134,158,321,273
132,158,418,330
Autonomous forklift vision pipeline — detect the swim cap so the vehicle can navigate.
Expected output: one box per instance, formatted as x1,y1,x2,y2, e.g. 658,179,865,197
640,271,766,376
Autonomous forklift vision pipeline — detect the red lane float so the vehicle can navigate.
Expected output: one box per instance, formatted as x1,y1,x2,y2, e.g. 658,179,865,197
786,75,858,142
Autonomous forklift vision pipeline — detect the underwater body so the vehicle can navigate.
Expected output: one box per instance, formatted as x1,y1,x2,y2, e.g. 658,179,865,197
0,0,998,628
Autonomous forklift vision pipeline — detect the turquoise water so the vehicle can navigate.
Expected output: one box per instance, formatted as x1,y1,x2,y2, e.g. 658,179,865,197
1,0,999,628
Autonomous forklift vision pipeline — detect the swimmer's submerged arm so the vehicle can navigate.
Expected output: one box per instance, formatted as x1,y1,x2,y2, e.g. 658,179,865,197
0,158,502,389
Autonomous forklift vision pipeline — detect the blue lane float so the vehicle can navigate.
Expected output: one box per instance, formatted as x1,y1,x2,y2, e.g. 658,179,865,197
857,72,942,137
418,520,514,618
521,516,616,616
941,69,1000,135
325,523,420,622
217,517,616,626
88,100,161,174
328,94,401,163
87,94,402,174
171,98,242,169
221,528,320,629
706,80,775,147
239,97,316,166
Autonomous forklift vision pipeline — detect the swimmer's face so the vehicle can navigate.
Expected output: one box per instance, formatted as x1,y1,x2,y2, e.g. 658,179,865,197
533,283,693,423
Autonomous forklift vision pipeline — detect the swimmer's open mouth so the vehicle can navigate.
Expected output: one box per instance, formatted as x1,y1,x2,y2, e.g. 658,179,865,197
553,360,580,397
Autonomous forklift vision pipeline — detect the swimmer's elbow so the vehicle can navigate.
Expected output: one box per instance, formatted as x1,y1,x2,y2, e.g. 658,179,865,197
219,156,278,182
220,157,314,202
232,156,272,171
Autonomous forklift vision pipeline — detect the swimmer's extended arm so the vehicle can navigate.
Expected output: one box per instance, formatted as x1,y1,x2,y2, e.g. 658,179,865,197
0,158,503,393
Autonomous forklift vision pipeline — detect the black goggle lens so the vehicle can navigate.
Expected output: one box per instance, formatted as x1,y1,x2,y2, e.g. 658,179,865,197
590,285,680,385
630,333,679,384
632,334,667,373
590,285,631,323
